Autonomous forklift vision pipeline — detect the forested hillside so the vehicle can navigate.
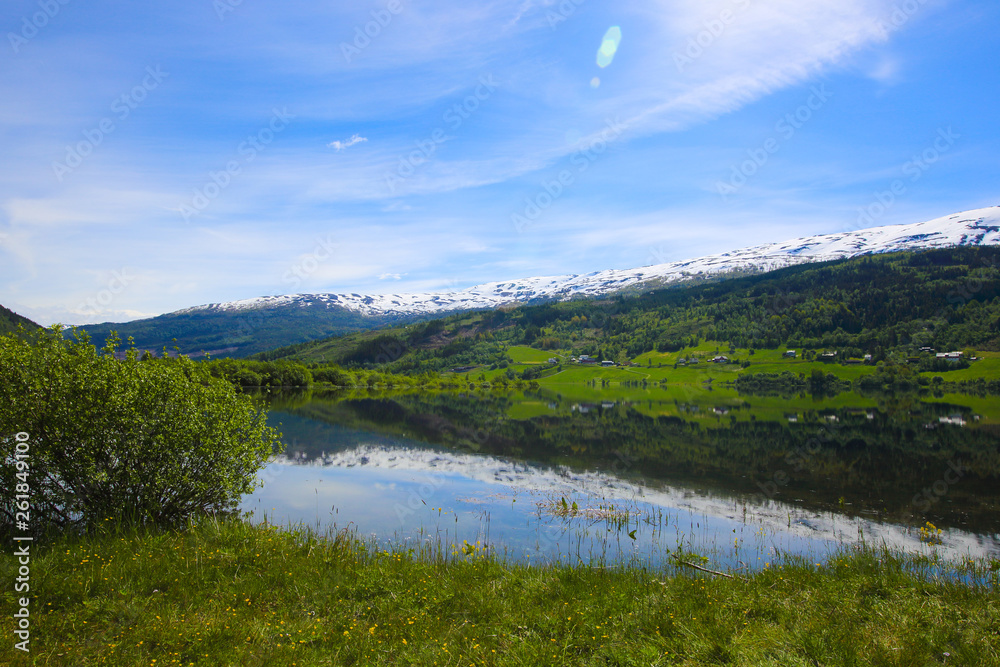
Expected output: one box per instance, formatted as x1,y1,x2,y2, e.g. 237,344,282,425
0,304,40,337
254,247,1000,373
79,303,417,359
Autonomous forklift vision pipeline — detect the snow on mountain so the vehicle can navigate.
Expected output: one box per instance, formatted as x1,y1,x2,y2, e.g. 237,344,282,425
178,206,1000,318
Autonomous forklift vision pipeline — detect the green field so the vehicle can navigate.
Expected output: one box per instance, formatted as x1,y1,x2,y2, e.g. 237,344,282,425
534,342,879,387
444,340,996,428
920,351,1000,382
3,518,997,666
506,346,561,364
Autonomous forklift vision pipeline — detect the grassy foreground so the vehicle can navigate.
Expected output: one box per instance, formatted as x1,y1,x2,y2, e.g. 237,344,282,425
2,519,998,666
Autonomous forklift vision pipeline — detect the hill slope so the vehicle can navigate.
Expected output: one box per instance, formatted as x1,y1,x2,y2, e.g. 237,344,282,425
78,303,423,359
81,206,1000,358
256,246,1000,372
0,304,41,337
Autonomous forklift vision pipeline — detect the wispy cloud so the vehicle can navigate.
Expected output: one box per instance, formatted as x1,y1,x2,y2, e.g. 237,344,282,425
328,134,368,152
1,0,989,324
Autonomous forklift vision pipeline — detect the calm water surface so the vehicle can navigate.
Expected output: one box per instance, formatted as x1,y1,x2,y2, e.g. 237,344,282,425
241,388,1000,569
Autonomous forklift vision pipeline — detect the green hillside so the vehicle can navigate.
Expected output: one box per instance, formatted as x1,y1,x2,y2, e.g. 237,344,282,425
253,246,1000,376
0,304,40,337
79,303,429,359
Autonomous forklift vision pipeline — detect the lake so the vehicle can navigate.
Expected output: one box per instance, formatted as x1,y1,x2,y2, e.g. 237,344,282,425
241,387,1000,570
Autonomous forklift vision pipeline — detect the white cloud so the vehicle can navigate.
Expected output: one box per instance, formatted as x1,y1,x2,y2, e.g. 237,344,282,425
381,201,413,212
327,134,368,152
276,0,942,203
867,55,903,84
0,0,971,322
605,0,906,133
504,0,538,31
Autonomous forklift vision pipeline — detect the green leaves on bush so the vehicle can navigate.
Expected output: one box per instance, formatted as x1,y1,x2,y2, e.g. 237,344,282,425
0,327,283,532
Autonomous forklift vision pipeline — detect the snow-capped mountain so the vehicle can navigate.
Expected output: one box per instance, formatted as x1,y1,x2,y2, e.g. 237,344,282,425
80,205,1000,358
181,206,1000,318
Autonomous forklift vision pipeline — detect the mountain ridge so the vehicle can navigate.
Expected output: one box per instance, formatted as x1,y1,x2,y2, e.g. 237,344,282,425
78,206,1000,357
175,206,1000,319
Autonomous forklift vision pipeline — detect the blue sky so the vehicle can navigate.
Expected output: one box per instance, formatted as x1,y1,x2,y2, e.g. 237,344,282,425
1,0,997,325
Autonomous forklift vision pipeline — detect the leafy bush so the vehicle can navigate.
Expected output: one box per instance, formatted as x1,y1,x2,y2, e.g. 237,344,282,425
205,358,313,388
312,366,354,386
0,327,283,532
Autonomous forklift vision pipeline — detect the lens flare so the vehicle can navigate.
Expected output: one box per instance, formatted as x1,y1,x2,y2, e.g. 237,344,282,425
590,77,601,88
596,26,622,68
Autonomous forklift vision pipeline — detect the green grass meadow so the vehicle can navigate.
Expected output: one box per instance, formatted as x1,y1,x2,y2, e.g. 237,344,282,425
2,518,998,666
488,341,882,390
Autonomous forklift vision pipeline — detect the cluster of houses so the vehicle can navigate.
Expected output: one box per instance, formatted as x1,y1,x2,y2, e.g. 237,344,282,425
810,350,873,364
572,401,617,414
569,355,616,367
784,410,876,424
784,348,968,365
925,413,977,429
915,348,967,363
454,345,971,377
677,355,730,365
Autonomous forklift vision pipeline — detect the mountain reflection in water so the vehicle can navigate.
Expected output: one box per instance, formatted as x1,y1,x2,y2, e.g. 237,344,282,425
241,389,1000,567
